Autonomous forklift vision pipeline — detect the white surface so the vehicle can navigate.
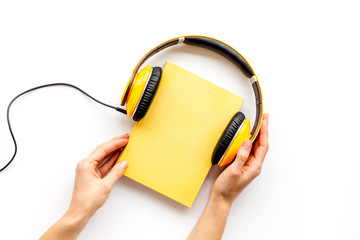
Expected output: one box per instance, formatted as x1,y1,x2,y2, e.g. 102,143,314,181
0,1,359,239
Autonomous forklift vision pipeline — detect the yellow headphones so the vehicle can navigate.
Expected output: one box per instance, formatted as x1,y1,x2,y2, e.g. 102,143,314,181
120,36,264,167
0,35,263,172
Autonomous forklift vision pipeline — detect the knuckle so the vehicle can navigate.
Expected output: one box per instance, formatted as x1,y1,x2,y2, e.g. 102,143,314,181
112,142,121,150
237,151,249,162
253,163,262,177
103,183,111,191
76,160,86,170
76,160,88,173
100,148,107,157
95,143,106,151
240,147,251,156
103,182,113,192
228,168,242,179
256,167,262,177
264,143,269,152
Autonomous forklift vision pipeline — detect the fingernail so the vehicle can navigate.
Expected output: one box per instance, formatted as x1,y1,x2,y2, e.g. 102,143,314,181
119,161,128,168
241,140,252,150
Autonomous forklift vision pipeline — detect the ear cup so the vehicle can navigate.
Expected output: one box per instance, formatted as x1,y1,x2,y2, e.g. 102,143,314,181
125,65,152,117
211,112,245,165
132,66,162,121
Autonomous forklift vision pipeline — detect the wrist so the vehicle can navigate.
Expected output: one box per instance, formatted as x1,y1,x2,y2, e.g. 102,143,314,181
40,208,91,240
62,207,92,231
208,194,232,213
187,193,232,239
209,192,234,210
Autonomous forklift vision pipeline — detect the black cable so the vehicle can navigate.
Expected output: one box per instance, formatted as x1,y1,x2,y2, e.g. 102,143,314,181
0,83,127,172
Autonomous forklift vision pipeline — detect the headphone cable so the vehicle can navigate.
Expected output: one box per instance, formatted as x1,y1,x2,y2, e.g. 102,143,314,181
1,83,126,172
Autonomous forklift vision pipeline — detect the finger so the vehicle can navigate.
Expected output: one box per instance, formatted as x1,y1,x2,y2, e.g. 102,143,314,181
88,135,129,163
242,155,262,179
112,133,129,139
233,139,252,168
98,150,121,177
259,113,269,145
104,161,128,187
250,113,269,165
253,113,269,163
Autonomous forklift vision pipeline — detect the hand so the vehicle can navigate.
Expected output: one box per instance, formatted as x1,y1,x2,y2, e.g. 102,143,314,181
187,114,269,240
210,113,269,205
40,135,129,240
68,134,129,218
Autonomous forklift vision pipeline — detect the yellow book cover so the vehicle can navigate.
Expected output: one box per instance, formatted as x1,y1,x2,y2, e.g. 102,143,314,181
117,62,244,207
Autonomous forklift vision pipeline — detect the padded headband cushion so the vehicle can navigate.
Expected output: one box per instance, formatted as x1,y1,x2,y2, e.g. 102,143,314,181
211,112,245,165
132,66,162,121
184,37,254,78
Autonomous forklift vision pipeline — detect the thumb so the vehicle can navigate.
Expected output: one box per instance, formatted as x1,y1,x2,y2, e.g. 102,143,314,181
104,161,128,187
233,140,252,168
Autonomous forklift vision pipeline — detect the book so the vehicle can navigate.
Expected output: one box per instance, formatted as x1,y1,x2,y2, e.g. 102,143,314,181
117,62,244,207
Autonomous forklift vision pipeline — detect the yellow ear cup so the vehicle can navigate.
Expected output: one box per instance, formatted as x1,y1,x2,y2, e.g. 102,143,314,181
125,65,152,117
121,78,132,105
218,119,251,167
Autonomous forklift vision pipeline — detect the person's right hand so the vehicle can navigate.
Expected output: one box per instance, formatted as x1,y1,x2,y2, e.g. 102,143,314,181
210,113,269,205
187,114,269,240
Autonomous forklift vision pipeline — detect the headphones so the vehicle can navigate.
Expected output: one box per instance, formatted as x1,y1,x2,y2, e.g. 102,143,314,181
1,35,263,172
120,35,263,167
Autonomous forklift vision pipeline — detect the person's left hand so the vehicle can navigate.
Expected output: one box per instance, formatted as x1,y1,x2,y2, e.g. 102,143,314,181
68,134,129,219
40,135,129,240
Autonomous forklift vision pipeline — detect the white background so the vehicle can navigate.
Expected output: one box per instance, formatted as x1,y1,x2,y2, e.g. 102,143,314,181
0,0,359,239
